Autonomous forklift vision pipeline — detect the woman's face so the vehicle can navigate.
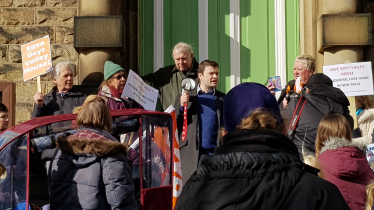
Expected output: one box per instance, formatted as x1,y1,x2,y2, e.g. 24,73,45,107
109,71,126,91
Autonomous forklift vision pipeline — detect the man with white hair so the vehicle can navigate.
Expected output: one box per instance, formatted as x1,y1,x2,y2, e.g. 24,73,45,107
32,61,86,118
142,42,199,111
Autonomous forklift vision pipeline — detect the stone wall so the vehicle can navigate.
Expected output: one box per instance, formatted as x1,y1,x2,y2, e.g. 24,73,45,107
0,0,78,124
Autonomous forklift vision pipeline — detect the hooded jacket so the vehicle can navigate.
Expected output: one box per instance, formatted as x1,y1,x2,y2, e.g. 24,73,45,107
175,128,350,210
354,108,374,145
318,137,374,210
281,74,354,155
48,128,137,210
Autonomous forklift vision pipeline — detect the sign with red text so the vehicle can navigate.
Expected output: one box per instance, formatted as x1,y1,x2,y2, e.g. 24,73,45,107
122,70,159,110
323,62,374,97
21,35,53,81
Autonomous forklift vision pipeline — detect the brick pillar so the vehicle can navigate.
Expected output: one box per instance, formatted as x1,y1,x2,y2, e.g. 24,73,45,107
76,0,123,85
318,0,371,127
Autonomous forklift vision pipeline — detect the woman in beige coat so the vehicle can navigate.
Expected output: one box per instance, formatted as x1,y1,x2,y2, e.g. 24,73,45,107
354,96,374,144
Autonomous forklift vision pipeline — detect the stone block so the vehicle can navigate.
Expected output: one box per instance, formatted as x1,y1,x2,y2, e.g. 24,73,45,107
46,0,76,7
317,14,372,53
15,102,33,124
364,1,374,29
0,8,34,25
13,0,44,7
0,0,12,7
0,45,6,63
36,8,76,25
8,45,21,63
52,44,77,63
16,82,38,102
0,26,54,44
56,26,73,44
0,63,24,82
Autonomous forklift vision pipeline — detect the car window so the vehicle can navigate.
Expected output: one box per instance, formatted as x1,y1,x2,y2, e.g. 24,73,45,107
0,134,27,210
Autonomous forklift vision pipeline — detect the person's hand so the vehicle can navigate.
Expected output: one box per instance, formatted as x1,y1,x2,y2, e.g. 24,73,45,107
352,128,362,138
180,93,190,105
33,92,44,107
267,84,276,96
282,98,288,108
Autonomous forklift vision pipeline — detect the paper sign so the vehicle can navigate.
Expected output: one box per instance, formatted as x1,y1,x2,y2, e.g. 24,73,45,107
323,62,374,97
122,70,159,110
21,35,53,81
267,76,282,92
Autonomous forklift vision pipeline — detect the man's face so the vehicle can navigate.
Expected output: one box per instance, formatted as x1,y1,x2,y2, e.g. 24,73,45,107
173,50,193,72
0,112,9,132
53,67,74,93
198,66,219,91
293,61,313,84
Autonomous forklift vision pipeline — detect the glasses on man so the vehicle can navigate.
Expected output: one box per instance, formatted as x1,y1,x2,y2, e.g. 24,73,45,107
114,74,126,80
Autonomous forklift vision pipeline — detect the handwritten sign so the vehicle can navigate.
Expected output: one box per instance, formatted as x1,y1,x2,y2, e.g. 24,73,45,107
122,70,159,110
21,35,53,81
323,62,374,97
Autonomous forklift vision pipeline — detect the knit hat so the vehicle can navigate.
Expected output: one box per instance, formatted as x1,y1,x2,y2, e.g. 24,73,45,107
223,82,283,132
104,61,124,81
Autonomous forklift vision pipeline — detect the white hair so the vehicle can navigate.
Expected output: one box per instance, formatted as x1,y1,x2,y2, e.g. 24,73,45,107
53,62,76,79
172,42,193,58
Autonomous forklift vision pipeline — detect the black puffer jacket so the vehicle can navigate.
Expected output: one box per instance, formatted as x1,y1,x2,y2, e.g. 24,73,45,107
48,128,137,210
175,129,350,210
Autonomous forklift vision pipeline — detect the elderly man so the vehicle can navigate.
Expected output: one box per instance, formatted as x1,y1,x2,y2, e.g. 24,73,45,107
142,42,199,111
175,60,225,182
269,55,315,107
32,62,86,118
0,103,9,133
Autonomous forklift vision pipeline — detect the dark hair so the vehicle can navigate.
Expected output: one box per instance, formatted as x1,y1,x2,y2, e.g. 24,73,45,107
198,60,219,74
0,103,8,113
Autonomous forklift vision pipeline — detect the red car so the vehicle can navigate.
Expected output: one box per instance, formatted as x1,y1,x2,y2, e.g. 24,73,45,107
0,109,175,210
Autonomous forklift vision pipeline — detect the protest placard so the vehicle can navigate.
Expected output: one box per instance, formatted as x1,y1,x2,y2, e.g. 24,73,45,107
121,70,159,110
323,62,374,97
21,35,53,83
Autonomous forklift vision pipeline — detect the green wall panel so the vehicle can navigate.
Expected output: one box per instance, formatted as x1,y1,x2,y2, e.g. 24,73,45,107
285,0,300,81
139,0,154,76
240,0,275,86
163,0,199,66
208,0,231,93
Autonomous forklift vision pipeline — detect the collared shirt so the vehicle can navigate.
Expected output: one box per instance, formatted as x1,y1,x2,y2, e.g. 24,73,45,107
197,85,216,95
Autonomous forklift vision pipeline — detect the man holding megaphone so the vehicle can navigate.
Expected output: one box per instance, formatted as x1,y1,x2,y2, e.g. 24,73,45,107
175,60,225,183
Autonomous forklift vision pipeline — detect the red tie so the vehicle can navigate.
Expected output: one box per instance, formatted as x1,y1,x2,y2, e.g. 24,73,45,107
181,103,188,141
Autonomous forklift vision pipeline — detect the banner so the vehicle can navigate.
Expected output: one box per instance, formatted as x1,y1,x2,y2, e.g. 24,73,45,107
323,62,374,97
164,105,183,209
21,35,53,81
122,70,159,111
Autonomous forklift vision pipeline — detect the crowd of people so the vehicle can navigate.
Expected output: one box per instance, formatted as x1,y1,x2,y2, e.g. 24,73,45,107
1,41,374,209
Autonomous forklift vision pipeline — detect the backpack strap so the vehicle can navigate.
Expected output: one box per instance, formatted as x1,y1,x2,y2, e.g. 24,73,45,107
288,96,307,137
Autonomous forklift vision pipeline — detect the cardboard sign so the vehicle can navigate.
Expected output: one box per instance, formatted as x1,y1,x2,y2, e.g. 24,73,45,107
323,62,374,97
21,35,53,81
121,70,159,111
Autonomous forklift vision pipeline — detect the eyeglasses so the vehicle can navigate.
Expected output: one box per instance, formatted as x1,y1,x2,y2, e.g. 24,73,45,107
114,74,126,80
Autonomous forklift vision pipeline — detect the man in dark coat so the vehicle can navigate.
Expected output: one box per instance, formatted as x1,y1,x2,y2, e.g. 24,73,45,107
281,73,354,155
141,42,199,111
32,62,86,118
175,83,350,210
175,60,225,183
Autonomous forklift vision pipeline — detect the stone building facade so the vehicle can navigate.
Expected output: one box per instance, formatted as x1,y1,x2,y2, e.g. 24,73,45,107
0,0,78,124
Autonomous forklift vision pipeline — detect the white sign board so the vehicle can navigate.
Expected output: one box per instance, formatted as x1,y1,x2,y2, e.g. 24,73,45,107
323,62,374,97
122,70,159,111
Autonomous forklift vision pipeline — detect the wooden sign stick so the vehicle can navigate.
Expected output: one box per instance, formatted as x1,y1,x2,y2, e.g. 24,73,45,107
37,76,41,92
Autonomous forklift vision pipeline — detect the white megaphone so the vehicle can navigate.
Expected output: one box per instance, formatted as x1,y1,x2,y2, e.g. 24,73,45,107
181,78,196,96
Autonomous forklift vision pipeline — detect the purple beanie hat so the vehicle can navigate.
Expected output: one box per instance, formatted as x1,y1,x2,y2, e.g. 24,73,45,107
223,82,283,132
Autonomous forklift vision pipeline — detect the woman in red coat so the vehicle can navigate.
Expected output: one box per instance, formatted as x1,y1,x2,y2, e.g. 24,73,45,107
316,114,374,210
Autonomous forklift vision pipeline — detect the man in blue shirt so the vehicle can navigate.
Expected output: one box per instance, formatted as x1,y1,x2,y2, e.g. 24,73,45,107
175,60,225,183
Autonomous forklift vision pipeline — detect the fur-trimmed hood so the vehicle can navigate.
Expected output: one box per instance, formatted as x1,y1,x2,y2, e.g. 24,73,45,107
318,137,370,179
319,137,368,155
56,129,127,168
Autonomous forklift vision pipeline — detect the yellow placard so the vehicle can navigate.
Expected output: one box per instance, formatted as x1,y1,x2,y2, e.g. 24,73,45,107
21,35,53,81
